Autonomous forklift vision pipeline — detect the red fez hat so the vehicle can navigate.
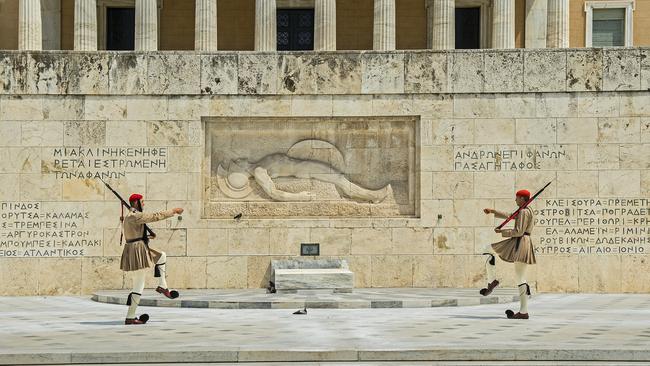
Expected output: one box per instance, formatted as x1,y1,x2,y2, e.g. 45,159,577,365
516,189,530,200
129,193,143,202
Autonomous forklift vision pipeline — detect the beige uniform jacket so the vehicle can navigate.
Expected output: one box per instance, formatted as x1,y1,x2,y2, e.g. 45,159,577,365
120,209,175,271
491,207,536,264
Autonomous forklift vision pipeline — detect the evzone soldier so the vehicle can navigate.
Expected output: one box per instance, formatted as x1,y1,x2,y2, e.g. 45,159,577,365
121,193,184,325
480,189,536,319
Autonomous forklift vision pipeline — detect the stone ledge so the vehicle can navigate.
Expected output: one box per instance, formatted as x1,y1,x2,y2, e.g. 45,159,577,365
91,288,520,309
1,48,647,96
2,348,649,365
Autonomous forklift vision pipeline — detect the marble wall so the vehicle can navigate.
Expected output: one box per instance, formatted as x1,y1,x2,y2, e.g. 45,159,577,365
0,49,649,295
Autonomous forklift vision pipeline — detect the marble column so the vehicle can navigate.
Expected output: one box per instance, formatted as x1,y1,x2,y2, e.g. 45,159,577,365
428,0,454,50
255,0,276,51
74,0,97,51
18,0,42,50
135,0,158,51
547,0,569,48
42,0,61,50
314,0,336,51
373,0,395,51
525,0,546,48
492,0,515,49
195,0,217,51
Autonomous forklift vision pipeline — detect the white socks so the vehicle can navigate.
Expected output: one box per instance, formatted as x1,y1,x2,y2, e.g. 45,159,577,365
515,262,530,314
155,252,168,289
485,255,496,283
482,244,497,283
126,269,146,319
518,283,530,314
126,293,141,319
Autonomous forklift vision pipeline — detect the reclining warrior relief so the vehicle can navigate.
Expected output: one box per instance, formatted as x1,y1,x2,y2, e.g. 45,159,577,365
216,139,392,203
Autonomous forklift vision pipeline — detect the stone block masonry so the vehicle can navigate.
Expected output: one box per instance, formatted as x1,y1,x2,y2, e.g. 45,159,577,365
0,49,649,295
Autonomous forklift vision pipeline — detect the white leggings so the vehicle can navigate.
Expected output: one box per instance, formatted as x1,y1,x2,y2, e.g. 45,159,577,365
514,261,528,284
131,269,146,295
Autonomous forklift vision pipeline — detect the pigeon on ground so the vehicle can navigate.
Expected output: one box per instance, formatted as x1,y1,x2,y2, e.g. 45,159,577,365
293,307,307,315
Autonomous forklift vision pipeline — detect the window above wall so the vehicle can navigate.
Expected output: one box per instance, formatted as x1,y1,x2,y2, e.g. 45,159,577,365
97,0,163,50
585,0,634,47
452,0,491,49
276,0,315,51
277,9,314,51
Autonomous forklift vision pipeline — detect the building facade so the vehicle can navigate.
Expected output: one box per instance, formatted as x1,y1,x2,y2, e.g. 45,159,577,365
0,0,649,296
0,0,649,51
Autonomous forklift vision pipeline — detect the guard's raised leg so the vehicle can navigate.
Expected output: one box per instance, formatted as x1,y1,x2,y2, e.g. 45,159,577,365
480,244,499,296
154,252,179,299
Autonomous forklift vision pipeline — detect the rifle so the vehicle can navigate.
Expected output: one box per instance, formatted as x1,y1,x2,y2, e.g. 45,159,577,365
97,176,156,240
496,181,553,230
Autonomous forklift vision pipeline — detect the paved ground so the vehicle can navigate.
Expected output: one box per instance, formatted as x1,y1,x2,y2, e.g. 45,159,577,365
59,363,650,366
1,294,650,365
92,288,520,309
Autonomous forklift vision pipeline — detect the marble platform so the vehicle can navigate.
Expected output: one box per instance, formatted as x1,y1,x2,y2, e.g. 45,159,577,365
92,288,520,309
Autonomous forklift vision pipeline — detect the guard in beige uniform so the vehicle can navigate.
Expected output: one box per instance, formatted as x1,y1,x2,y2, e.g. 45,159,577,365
481,189,536,320
121,193,183,325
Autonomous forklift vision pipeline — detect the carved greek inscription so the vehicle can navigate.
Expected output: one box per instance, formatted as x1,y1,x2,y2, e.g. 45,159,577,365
44,147,168,179
0,202,101,257
534,198,650,255
454,145,569,171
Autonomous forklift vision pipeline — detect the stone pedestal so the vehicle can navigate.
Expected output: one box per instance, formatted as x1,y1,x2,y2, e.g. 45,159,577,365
135,0,158,51
195,0,217,51
428,0,454,50
271,259,354,292
74,0,97,51
373,0,395,51
492,0,515,49
18,0,42,50
314,0,336,51
255,0,276,51
547,0,569,48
